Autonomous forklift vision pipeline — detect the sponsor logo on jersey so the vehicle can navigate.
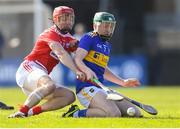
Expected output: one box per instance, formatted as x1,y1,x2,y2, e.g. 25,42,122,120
97,43,110,53
84,50,109,68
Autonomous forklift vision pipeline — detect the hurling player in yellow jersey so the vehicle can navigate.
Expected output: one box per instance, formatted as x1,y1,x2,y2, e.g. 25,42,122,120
63,12,142,117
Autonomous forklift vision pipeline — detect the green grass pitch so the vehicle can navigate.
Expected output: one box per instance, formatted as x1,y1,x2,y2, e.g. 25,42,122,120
0,86,180,128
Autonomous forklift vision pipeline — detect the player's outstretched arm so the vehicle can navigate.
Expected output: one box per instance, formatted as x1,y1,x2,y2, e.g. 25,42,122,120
75,48,97,81
104,67,140,87
49,41,85,81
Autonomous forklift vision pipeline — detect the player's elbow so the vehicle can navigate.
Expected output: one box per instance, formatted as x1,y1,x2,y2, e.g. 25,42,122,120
49,42,66,57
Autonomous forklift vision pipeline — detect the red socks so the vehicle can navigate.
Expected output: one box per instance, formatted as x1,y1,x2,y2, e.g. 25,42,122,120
31,106,42,115
27,105,42,116
19,105,42,116
19,105,29,115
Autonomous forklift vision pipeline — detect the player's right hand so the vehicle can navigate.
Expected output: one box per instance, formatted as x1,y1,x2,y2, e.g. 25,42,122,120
76,71,86,82
122,78,141,87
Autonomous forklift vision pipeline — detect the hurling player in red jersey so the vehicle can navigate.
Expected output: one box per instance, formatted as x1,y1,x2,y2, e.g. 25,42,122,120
9,6,85,118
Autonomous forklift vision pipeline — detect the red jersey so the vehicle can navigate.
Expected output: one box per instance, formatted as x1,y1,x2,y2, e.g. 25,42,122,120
25,25,77,74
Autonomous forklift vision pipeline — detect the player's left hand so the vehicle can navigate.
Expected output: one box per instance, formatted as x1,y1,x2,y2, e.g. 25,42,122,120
122,78,141,87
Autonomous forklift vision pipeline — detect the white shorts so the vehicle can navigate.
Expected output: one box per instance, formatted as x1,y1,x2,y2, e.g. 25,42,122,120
16,60,48,95
77,86,107,108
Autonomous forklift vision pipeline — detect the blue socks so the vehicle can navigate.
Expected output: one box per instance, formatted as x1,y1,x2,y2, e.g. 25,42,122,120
78,109,87,117
73,109,87,117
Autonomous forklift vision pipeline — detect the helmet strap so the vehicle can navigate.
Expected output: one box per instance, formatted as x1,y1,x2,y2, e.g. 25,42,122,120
55,24,70,34
99,34,111,41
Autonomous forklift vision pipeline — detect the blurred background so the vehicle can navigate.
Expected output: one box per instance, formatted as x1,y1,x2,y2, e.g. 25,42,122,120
0,0,180,87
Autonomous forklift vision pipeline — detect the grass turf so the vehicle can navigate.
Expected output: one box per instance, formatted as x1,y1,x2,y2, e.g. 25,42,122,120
0,86,180,128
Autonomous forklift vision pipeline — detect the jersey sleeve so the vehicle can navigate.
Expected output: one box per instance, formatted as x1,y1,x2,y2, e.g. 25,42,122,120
78,34,93,52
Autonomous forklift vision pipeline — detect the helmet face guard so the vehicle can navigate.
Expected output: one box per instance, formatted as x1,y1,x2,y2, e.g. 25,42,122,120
93,12,116,41
53,6,75,33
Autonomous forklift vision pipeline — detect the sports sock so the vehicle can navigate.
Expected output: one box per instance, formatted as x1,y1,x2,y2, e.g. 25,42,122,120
73,109,87,117
28,106,42,116
19,105,29,114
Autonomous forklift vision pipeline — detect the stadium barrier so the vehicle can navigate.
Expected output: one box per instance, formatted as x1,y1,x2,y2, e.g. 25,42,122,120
0,55,147,87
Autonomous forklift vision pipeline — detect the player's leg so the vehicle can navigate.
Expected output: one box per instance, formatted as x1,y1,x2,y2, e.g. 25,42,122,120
63,86,121,117
115,99,142,117
9,75,56,118
9,62,56,118
27,85,75,116
86,91,121,117
23,75,56,108
40,86,75,111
